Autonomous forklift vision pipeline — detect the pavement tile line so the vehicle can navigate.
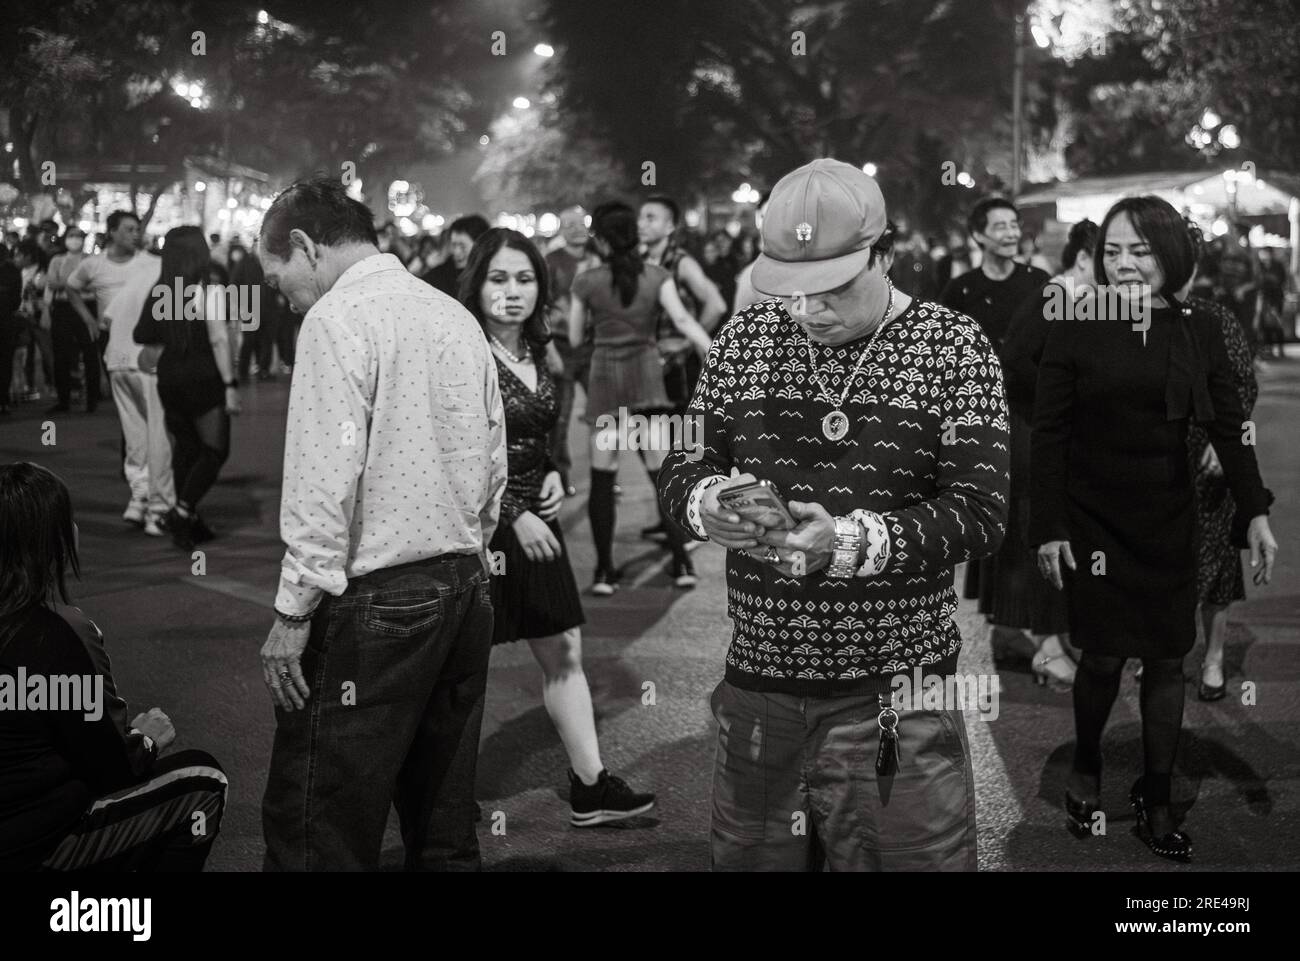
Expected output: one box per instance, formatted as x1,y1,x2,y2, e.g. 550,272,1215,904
180,574,276,610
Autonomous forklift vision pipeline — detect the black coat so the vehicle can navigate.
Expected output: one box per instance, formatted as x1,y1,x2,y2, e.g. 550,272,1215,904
1030,303,1270,656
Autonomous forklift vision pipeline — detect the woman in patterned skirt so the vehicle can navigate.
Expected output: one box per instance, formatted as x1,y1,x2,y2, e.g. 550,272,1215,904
1184,222,1265,701
459,228,654,827
568,203,712,594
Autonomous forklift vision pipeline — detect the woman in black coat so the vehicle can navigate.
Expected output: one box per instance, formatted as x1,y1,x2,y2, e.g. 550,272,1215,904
1031,197,1278,862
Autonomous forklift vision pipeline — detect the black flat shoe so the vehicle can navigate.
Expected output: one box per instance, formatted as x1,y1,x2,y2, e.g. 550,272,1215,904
168,510,197,551
1064,790,1101,839
1197,679,1226,701
190,512,215,544
1198,663,1226,702
1130,778,1192,863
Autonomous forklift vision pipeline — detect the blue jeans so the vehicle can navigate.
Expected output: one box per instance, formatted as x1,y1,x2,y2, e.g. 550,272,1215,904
709,679,978,871
262,553,493,871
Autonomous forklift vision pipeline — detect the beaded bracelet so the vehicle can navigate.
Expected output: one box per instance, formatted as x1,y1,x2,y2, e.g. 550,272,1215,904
275,607,316,624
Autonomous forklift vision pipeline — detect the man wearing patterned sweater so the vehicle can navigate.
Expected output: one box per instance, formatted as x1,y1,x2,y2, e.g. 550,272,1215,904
658,159,1009,871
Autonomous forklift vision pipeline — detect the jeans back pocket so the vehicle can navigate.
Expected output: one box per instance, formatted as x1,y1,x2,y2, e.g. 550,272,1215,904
364,595,444,637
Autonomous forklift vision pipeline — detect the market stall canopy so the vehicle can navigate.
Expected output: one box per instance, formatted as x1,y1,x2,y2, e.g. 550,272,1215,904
1019,169,1300,224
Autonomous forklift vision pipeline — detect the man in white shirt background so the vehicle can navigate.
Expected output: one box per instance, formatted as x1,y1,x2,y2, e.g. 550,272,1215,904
66,211,169,527
100,246,173,535
256,177,507,871
66,211,152,367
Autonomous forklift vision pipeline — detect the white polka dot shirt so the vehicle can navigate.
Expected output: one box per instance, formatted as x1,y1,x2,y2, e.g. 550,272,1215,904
274,253,507,616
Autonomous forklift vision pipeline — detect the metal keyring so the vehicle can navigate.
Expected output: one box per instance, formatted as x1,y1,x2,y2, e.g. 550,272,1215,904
764,546,781,565
877,707,899,733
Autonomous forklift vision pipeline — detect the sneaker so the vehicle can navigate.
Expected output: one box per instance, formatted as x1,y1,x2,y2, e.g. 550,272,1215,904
143,512,168,537
569,769,655,827
24,390,40,402
168,509,196,550
672,558,698,589
591,568,618,596
640,520,668,543
190,513,215,543
122,499,147,526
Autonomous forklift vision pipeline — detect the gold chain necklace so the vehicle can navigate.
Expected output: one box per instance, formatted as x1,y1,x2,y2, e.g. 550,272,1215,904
804,279,895,441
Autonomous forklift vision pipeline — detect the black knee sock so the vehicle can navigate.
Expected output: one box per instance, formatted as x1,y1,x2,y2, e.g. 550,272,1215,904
588,468,617,573
1071,653,1125,778
1138,657,1185,806
643,464,687,565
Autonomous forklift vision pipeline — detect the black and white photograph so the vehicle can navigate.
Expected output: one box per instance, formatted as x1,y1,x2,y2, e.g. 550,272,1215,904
0,0,1296,938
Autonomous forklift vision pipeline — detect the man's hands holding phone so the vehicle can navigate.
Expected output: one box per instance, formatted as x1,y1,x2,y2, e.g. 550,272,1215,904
700,473,836,577
700,473,767,548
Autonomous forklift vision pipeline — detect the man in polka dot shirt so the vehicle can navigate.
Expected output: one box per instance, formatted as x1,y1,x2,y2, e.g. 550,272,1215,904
257,177,507,871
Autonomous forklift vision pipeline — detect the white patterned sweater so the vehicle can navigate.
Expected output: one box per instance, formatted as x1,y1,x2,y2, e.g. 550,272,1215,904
658,299,1010,696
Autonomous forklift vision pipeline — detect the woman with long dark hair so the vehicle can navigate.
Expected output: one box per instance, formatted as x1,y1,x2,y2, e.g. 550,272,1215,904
133,226,240,549
998,219,1099,690
1032,196,1278,862
0,462,227,870
569,202,711,594
459,228,655,825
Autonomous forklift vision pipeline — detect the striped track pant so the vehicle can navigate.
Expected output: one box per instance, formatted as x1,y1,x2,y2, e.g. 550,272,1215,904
42,750,228,872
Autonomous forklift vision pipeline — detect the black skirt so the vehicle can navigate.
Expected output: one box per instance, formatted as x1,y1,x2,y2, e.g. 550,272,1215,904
488,518,585,645
978,410,1070,635
982,496,1071,636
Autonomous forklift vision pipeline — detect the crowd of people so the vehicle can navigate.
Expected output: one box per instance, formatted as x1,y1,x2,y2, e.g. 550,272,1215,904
0,159,1289,872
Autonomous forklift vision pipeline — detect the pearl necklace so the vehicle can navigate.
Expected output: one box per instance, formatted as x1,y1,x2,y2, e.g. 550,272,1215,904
488,332,530,365
804,278,895,442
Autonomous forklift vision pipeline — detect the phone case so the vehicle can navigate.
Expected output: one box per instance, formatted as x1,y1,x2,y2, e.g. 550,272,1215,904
718,481,796,529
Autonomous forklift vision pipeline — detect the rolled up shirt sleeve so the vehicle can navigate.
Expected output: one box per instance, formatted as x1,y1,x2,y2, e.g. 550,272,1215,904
274,310,375,616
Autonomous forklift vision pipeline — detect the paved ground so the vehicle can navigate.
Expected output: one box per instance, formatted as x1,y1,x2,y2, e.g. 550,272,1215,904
2,349,1297,871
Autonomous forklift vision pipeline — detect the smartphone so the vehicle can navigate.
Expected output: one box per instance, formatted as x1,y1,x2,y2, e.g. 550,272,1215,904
716,479,797,530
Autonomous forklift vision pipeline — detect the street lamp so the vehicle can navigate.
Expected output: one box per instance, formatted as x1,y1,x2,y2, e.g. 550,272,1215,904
862,162,877,177
512,97,531,110
534,43,554,57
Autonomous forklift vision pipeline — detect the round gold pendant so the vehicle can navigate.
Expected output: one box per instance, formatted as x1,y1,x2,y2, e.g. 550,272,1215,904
822,410,849,441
